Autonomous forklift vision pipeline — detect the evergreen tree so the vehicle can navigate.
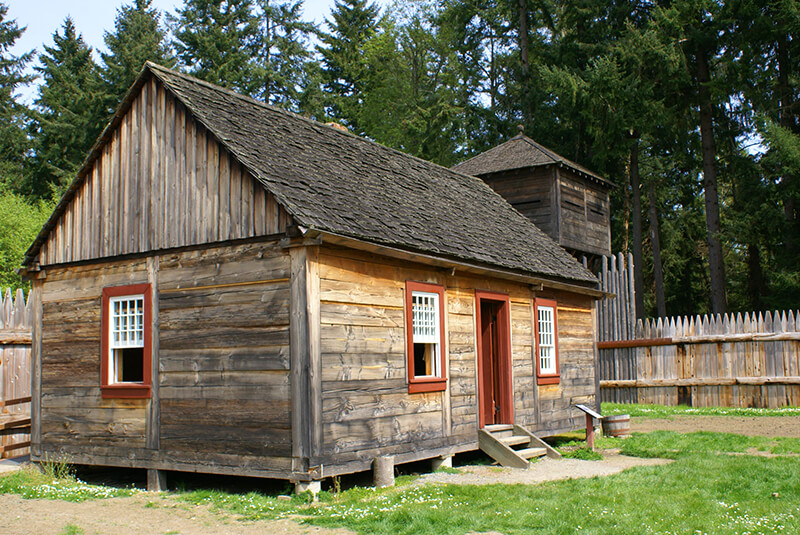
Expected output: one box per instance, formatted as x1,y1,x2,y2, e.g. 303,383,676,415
101,0,174,107
438,0,518,155
317,0,380,131
728,0,800,309
256,0,316,110
358,1,463,165
29,18,107,197
0,2,33,193
171,0,261,96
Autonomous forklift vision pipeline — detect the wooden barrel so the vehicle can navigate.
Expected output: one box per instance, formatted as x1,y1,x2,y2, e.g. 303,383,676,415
602,414,631,437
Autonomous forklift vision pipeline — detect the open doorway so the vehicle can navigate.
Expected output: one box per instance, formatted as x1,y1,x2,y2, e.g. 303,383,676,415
475,291,513,428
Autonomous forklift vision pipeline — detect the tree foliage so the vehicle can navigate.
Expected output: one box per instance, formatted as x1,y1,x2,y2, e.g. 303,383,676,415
171,0,262,96
0,3,33,193
317,0,380,132
101,0,174,107
0,192,52,290
28,18,107,198
256,0,317,111
1,0,799,315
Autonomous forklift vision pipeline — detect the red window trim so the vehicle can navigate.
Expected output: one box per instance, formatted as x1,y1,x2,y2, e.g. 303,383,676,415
101,283,152,399
534,298,560,385
405,281,447,394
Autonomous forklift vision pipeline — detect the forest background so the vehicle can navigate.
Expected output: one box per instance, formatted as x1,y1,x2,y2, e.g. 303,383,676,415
0,0,798,319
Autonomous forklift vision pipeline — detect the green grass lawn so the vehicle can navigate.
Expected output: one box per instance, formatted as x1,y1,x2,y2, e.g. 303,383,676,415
603,402,800,418
172,430,800,534
0,464,135,501
3,429,800,534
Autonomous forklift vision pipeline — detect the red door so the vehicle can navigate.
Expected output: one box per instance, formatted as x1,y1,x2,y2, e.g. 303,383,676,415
476,291,513,428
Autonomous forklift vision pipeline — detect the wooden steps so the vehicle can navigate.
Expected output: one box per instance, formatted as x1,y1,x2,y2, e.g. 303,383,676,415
479,424,561,468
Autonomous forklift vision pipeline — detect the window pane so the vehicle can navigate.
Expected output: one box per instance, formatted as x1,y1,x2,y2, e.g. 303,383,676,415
412,291,439,344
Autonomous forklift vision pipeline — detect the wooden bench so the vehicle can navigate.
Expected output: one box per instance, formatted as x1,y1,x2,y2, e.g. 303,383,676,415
0,396,31,457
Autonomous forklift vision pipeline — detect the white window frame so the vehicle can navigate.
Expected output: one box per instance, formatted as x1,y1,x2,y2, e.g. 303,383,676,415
411,290,441,378
108,294,145,384
537,304,556,375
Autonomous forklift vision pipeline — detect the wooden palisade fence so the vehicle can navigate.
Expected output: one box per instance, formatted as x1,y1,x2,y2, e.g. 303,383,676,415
599,311,800,408
0,288,32,458
595,253,800,408
595,253,639,404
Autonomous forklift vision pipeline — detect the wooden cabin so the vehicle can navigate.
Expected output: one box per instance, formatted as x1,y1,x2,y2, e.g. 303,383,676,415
22,63,603,491
453,132,613,263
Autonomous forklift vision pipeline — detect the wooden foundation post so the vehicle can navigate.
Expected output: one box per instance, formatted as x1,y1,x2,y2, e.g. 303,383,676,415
147,469,167,492
373,455,395,488
295,480,321,497
431,455,453,471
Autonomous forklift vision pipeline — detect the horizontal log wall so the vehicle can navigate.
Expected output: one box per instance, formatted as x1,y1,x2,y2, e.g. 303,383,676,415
158,243,292,461
40,261,149,458
0,288,32,458
39,77,292,267
37,241,294,476
482,167,555,238
557,169,611,257
600,310,800,408
316,245,596,469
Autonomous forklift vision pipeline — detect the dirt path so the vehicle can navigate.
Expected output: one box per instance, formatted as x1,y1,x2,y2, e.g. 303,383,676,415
1,492,353,535
631,415,800,438
415,452,669,486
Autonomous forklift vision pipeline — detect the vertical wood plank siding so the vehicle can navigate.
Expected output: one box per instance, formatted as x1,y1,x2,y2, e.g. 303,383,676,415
0,288,33,458
480,167,610,257
38,79,291,267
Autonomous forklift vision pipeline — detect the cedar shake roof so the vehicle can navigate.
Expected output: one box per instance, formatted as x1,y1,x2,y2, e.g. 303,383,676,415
25,63,597,286
453,133,614,189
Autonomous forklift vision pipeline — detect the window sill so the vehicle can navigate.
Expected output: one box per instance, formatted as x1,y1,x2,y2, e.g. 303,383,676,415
408,378,447,394
101,384,151,399
537,375,560,386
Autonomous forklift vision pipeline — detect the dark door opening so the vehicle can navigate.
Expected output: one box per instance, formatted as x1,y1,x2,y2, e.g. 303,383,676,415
476,291,513,428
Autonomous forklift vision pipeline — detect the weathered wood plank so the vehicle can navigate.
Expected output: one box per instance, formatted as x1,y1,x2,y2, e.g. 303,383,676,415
147,256,160,451
289,246,310,468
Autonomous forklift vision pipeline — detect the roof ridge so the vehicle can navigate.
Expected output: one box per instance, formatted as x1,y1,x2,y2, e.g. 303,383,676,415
146,62,359,141
519,135,562,163
147,62,510,212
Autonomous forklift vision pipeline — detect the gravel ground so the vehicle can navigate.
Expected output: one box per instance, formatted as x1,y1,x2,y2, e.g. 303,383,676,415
415,452,669,486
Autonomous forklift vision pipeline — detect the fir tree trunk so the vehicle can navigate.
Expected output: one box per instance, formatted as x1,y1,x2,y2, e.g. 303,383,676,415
777,33,798,258
630,138,645,319
747,243,765,311
648,178,666,318
517,0,531,125
695,46,728,314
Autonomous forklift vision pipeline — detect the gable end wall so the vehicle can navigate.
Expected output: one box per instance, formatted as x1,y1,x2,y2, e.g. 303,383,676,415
39,78,292,266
